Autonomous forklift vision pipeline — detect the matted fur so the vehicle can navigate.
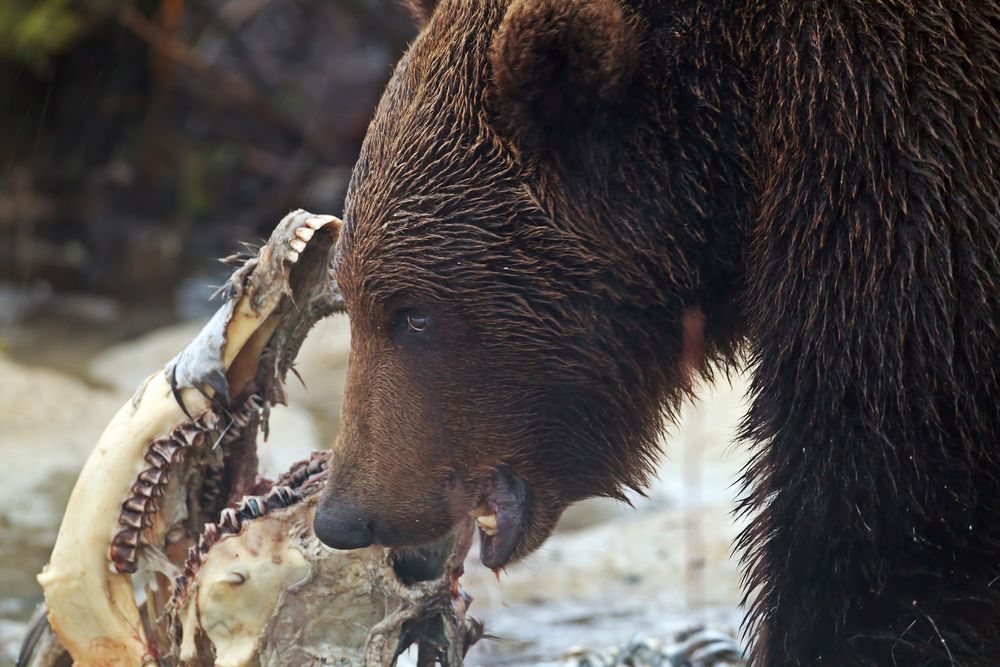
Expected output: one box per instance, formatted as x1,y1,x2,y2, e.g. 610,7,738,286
319,1,1000,665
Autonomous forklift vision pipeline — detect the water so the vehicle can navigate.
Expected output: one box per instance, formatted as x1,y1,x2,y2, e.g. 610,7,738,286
0,469,81,664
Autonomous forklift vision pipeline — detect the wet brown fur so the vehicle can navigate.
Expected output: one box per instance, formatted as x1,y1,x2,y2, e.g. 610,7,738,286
321,1,1000,664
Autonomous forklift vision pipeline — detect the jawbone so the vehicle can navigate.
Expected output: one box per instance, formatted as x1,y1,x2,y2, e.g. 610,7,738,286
30,210,479,666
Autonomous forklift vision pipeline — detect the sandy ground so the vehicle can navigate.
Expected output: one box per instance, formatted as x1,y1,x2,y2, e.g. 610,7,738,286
0,314,753,665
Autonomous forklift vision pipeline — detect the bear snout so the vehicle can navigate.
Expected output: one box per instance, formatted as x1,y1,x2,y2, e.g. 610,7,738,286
312,490,376,551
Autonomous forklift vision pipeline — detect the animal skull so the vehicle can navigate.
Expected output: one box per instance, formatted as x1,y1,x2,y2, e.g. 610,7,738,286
26,210,479,667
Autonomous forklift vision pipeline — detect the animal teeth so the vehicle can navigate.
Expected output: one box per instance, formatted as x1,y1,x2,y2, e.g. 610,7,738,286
289,238,307,253
286,250,300,264
122,496,152,514
175,425,202,448
294,226,314,243
150,438,183,462
110,543,136,562
144,449,169,467
265,485,296,509
240,496,264,518
245,394,263,411
131,480,156,497
304,215,333,230
219,508,240,533
476,515,497,536
306,455,326,475
115,528,140,548
232,411,252,428
119,509,144,530
200,411,220,430
109,547,138,573
138,468,168,488
199,526,220,554
221,429,243,445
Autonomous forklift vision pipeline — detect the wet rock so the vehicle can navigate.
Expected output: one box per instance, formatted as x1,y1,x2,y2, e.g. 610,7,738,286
282,314,351,422
0,357,124,529
258,404,323,480
88,319,206,392
0,356,128,665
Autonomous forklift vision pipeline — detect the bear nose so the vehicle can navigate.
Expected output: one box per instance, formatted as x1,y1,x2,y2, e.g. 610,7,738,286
312,495,375,550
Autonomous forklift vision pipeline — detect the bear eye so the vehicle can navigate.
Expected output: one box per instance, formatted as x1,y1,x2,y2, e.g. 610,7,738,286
406,313,429,333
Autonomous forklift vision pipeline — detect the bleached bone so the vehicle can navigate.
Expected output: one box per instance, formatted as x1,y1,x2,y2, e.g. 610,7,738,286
170,484,476,667
26,210,479,667
35,210,343,666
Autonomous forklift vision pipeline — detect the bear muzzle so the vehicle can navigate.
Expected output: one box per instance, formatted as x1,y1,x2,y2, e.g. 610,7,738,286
313,463,533,572
469,464,531,570
312,493,377,550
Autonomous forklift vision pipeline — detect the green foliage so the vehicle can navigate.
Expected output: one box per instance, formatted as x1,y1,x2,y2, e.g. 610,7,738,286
0,0,122,72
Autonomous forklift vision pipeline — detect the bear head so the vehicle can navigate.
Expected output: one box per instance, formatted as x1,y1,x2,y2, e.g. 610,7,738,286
314,0,746,568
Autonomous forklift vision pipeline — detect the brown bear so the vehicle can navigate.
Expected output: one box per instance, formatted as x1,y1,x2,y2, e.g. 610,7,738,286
312,0,1000,664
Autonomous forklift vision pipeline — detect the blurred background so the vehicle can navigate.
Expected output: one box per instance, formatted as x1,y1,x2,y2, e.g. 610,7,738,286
0,1,750,664
1,0,415,343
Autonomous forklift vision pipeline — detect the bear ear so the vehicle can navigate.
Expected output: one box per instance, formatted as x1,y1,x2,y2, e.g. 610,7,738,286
489,0,641,160
400,0,439,27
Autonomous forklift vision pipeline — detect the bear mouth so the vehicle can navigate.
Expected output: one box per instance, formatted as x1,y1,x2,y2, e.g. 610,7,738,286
469,464,530,570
